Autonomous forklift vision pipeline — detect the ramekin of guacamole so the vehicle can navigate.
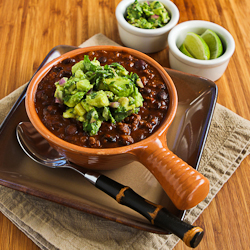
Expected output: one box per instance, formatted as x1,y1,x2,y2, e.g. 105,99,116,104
115,0,179,52
125,0,170,29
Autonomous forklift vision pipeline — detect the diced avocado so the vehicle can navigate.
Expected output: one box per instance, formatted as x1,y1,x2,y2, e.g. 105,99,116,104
110,63,129,76
64,92,85,107
128,96,135,105
86,108,99,123
104,91,114,100
86,90,109,108
77,116,85,122
118,97,135,112
113,106,129,122
161,12,169,23
76,79,93,92
91,120,102,135
74,69,85,79
72,61,84,75
64,79,76,94
83,120,102,136
118,97,129,107
104,77,116,85
102,106,109,121
70,90,77,95
82,55,100,72
80,100,93,112
74,103,86,117
82,108,102,135
102,106,115,123
63,108,75,119
132,87,144,107
72,57,100,75
136,78,144,88
97,81,109,91
143,5,154,16
151,1,164,10
54,86,64,101
105,77,134,97
91,58,101,67
118,68,128,76
138,18,153,29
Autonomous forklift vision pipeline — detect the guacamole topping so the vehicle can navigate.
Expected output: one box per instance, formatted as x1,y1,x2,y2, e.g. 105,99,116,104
125,0,170,29
54,55,144,136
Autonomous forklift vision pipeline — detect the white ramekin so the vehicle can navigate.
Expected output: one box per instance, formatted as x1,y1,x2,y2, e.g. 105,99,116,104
168,20,235,81
116,0,179,53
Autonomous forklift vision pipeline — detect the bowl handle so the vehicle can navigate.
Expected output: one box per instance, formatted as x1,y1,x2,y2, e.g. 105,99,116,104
135,138,209,210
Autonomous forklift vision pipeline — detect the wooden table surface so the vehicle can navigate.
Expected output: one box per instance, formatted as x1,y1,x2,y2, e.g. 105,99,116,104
1,0,250,249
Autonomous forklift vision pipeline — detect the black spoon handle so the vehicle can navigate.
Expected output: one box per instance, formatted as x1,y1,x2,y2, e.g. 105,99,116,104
95,175,203,248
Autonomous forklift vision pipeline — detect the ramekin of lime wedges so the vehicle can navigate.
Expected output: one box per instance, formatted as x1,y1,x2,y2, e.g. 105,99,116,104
168,20,235,81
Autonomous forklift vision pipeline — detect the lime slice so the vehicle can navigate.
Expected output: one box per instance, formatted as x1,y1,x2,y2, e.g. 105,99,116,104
201,29,223,59
183,32,210,60
179,44,194,58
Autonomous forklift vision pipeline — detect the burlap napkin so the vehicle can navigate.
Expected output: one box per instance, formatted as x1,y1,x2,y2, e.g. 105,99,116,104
1,34,250,250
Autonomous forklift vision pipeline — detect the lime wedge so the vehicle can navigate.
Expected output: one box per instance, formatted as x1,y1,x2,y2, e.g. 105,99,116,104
179,44,194,58
201,29,223,59
183,32,210,60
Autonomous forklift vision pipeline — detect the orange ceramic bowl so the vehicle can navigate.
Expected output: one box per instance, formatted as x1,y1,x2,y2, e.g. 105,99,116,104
26,46,209,210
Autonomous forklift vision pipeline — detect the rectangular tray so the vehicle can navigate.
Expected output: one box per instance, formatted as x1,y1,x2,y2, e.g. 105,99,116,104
0,45,217,234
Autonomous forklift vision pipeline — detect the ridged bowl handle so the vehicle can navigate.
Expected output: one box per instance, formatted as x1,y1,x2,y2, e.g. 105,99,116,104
135,138,209,210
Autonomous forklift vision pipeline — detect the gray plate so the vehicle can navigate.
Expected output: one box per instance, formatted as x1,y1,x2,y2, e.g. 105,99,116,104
0,45,217,234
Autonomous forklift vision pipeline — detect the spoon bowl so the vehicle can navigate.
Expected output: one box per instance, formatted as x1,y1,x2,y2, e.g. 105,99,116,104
16,121,100,180
17,121,68,167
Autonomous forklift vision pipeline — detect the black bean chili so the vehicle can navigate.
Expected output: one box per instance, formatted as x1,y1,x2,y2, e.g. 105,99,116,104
35,50,169,148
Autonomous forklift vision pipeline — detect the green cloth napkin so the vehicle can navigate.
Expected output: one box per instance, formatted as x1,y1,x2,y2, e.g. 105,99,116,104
0,34,250,250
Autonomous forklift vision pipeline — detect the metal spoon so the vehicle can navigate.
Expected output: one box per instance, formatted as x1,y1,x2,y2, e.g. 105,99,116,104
16,121,204,248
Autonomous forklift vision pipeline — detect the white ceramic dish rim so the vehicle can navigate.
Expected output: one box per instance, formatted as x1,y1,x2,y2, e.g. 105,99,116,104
168,20,235,67
115,0,180,37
